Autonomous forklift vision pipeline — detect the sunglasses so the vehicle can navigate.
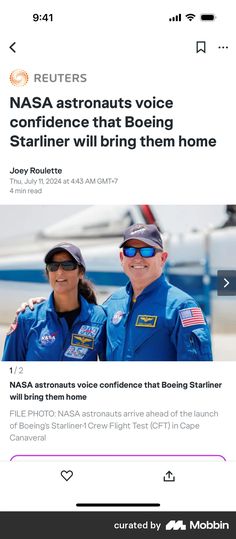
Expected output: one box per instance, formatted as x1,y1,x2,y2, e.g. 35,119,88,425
46,261,78,272
122,246,162,258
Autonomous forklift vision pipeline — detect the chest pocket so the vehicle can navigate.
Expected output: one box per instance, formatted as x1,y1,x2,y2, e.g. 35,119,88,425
133,316,168,352
107,316,126,352
107,313,126,353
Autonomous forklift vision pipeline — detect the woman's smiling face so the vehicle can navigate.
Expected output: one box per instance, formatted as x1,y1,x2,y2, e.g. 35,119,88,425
47,251,83,296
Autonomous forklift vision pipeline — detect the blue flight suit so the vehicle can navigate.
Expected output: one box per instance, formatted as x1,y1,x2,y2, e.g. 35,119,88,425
2,293,106,361
103,274,212,361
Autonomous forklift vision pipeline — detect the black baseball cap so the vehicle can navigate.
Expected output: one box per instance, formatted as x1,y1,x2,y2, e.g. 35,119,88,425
44,242,86,271
119,223,163,249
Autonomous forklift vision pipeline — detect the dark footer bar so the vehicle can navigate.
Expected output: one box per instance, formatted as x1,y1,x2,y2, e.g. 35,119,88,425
76,503,161,507
1,512,236,537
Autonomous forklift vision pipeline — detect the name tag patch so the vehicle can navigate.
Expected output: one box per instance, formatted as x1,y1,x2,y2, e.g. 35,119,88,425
78,325,99,338
65,346,88,359
71,334,94,349
135,315,158,328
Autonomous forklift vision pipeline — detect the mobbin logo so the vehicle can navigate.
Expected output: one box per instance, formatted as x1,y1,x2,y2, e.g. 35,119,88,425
190,521,229,530
166,520,186,531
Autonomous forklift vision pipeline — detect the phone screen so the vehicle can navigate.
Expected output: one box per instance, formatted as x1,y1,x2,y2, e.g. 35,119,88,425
0,1,235,536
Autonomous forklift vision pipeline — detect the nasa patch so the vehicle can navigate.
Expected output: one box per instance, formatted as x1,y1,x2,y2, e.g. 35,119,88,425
112,311,125,325
6,316,18,335
78,325,99,338
65,346,88,359
39,329,57,346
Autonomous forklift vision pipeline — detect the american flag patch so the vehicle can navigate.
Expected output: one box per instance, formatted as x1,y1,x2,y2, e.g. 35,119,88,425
179,307,205,327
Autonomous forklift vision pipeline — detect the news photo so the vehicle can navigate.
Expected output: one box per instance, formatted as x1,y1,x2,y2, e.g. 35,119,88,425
0,204,235,362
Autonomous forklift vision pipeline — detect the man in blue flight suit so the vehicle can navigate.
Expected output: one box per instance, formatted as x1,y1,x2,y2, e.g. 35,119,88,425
103,223,213,361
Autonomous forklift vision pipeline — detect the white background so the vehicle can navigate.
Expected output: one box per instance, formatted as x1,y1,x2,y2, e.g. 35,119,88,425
1,0,235,204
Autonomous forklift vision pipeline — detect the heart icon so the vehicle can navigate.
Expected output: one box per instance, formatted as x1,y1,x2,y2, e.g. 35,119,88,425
61,470,73,481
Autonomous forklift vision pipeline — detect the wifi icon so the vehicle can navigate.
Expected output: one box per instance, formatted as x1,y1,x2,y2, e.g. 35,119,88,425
186,13,196,21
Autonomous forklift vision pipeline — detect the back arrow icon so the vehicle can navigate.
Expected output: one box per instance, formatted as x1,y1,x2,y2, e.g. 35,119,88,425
10,42,16,53
224,278,229,288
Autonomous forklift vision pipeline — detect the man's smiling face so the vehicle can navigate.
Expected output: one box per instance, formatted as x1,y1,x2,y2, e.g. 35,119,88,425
120,239,168,290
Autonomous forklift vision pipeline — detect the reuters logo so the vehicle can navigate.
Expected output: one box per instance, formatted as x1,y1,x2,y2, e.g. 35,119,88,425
10,69,29,86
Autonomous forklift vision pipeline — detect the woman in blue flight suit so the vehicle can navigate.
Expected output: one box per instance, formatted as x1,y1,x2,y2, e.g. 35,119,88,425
2,242,106,361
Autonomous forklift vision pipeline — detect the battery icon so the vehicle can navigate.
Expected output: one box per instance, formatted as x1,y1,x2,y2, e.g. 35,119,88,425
200,14,215,21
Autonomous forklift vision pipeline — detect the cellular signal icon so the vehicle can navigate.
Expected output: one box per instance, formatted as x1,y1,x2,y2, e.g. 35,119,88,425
169,14,182,22
185,13,196,21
